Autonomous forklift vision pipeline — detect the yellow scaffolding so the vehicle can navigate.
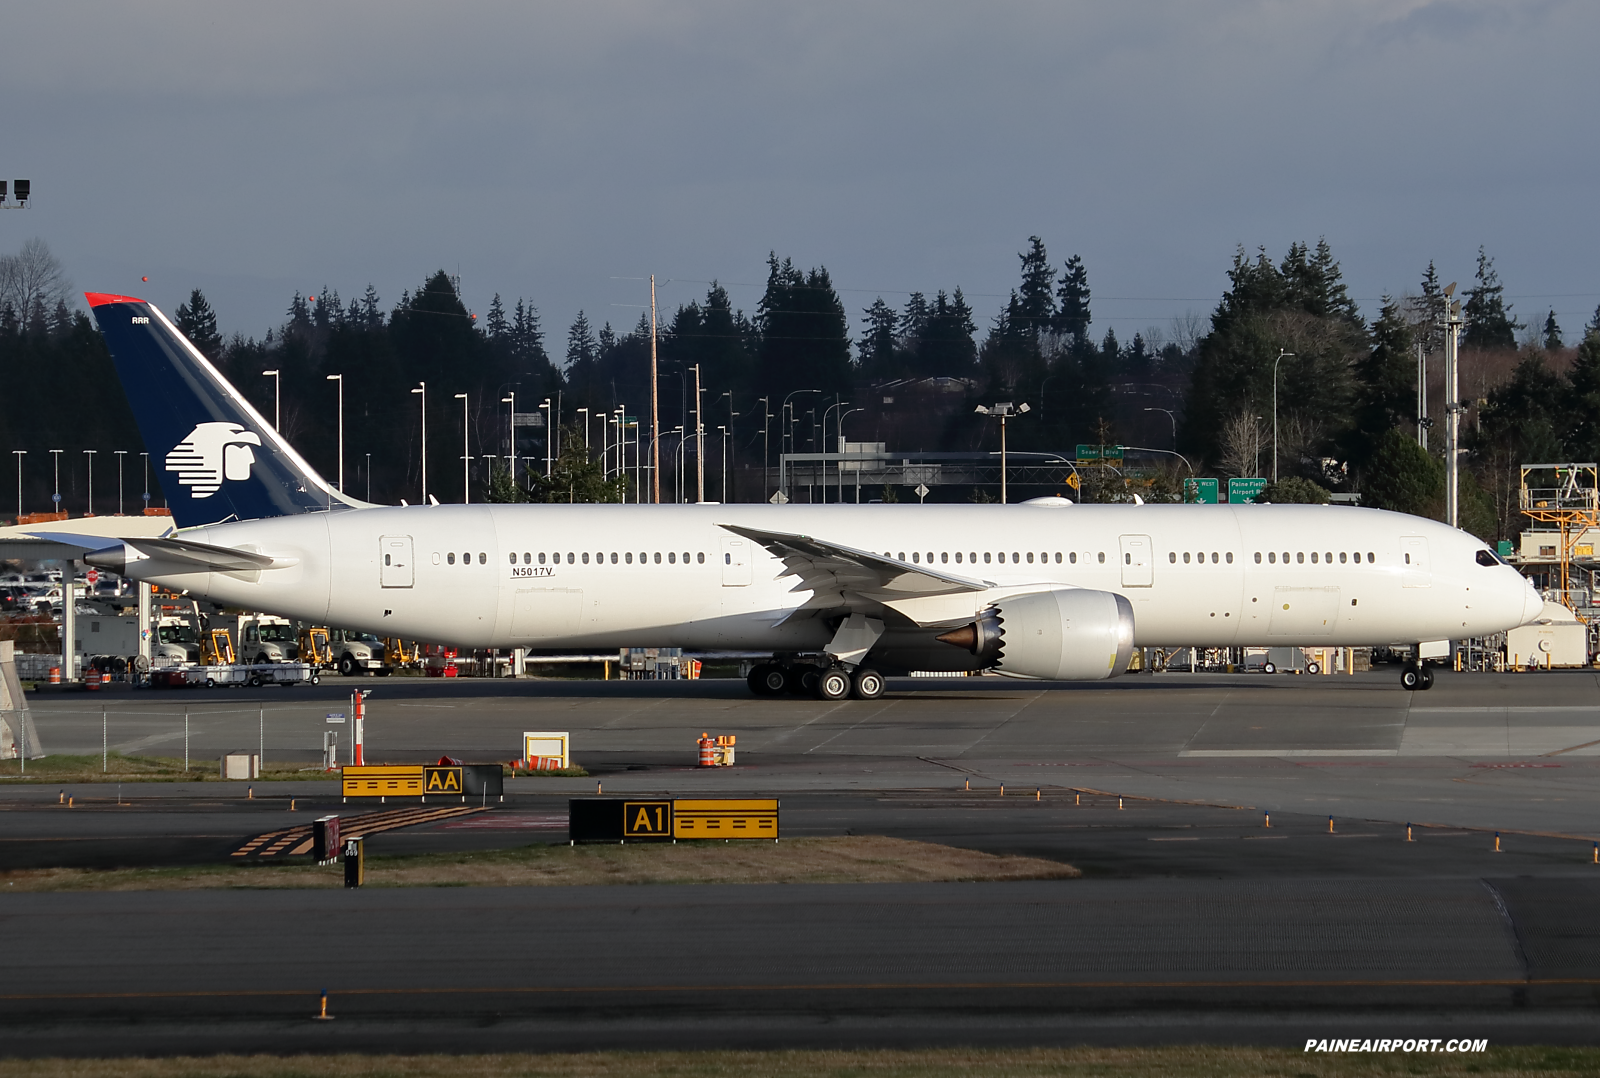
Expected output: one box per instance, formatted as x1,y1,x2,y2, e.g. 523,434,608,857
1519,463,1600,615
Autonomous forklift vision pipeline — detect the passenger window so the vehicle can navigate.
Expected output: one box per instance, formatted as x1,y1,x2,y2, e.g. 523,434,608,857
479,553,486,564
567,553,575,564
1211,552,1218,563
984,553,992,564
654,552,661,564
385,554,392,566
447,553,455,565
898,552,905,561
1254,552,1261,563
697,552,705,564
724,553,730,565
1325,552,1332,563
610,552,618,564
1183,552,1191,564
941,552,948,564
1311,552,1318,563
626,552,633,564
1268,552,1276,564
1028,552,1036,564
1404,553,1410,564
1123,553,1130,565
1012,553,1019,563
969,552,976,563
1226,552,1233,564
1054,552,1062,563
1170,552,1177,563
1070,552,1077,564
683,552,690,563
507,553,515,565
524,552,531,564
912,552,920,563
1340,552,1347,563
1367,552,1374,562
582,553,590,564
1296,552,1304,563
669,552,677,564
1282,552,1289,563
1097,552,1105,563
538,553,546,564
955,552,963,563
926,552,933,563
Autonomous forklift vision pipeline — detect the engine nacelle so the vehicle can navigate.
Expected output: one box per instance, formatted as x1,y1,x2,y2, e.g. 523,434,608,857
937,588,1135,680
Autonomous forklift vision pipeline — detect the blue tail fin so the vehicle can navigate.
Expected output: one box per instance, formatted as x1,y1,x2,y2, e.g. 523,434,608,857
87,292,366,529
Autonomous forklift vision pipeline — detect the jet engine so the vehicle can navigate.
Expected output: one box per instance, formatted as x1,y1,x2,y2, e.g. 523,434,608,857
936,588,1135,680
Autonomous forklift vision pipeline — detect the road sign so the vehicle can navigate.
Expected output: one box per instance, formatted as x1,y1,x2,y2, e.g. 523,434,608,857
1076,445,1125,461
1228,477,1267,504
423,766,463,794
623,800,673,838
769,491,789,505
914,483,930,500
326,713,346,724
1183,478,1219,504
86,569,99,586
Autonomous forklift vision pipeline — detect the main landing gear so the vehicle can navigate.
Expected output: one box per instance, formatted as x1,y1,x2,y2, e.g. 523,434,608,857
748,662,885,701
1400,663,1435,691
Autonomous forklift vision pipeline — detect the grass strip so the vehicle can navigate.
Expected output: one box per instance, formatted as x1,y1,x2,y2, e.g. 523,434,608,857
0,1046,1593,1078
0,752,335,783
0,835,1079,891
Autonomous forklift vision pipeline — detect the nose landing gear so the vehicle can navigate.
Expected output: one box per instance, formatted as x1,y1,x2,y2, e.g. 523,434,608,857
1400,663,1435,690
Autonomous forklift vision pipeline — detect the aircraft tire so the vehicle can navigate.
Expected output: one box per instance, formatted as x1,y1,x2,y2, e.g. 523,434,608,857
1420,666,1435,690
816,666,852,701
1400,666,1421,690
748,663,786,696
788,665,820,696
851,668,885,700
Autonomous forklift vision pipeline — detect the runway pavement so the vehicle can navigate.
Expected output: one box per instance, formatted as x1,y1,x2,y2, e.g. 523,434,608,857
6,668,1600,1053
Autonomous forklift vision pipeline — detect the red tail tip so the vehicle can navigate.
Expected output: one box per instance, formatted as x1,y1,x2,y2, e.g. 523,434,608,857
84,292,146,307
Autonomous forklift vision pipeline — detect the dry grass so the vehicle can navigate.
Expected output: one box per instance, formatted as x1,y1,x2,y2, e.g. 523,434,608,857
0,835,1077,892
0,1046,1590,1078
0,752,336,784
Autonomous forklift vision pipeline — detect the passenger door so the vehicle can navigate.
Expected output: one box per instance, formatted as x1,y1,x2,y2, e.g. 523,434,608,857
379,535,414,588
1119,534,1153,587
720,535,751,587
1400,536,1430,588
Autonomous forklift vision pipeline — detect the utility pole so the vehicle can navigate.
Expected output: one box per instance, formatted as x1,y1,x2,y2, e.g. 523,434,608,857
455,392,470,503
411,382,427,503
114,450,126,514
691,364,704,503
83,451,96,515
1442,283,1463,528
12,450,24,519
326,374,344,492
650,275,661,504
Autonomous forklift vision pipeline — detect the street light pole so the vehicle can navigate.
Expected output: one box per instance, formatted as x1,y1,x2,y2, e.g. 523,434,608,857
975,403,1030,504
49,449,62,515
1271,350,1294,483
689,365,704,504
261,369,281,431
1441,285,1463,528
759,397,771,502
83,451,96,515
455,393,470,503
12,450,24,519
1143,407,1177,449
650,275,661,504
325,375,344,493
140,452,150,511
541,398,553,477
114,450,126,514
501,394,516,487
411,382,427,503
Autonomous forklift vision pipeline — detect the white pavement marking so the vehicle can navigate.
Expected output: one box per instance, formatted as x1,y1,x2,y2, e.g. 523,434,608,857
1180,749,1399,757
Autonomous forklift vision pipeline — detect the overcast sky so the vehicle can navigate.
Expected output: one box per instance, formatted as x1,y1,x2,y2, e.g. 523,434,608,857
3,1,1596,351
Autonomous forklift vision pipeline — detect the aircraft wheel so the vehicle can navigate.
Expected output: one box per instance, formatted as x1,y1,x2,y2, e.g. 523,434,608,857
1419,666,1435,690
787,665,819,696
851,668,885,700
748,663,786,696
338,654,359,677
1306,660,1321,675
1262,662,1276,675
816,666,852,701
1400,666,1421,690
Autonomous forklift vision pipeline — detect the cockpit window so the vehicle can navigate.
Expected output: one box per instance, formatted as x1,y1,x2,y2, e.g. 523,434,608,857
1475,549,1506,567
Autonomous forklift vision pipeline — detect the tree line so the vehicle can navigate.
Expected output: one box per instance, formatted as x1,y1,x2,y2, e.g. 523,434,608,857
2,236,1595,543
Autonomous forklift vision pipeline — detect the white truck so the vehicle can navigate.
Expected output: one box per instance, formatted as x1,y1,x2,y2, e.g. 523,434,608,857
218,614,301,665
327,628,390,677
75,610,199,675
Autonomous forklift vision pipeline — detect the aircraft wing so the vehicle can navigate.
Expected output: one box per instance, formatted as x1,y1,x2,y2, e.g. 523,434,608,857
718,523,992,624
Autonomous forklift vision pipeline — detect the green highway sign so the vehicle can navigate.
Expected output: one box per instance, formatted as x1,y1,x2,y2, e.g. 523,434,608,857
1076,444,1125,461
1183,478,1219,504
1228,477,1267,504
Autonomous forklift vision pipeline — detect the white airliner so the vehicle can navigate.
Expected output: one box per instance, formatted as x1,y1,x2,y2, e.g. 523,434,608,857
41,293,1542,700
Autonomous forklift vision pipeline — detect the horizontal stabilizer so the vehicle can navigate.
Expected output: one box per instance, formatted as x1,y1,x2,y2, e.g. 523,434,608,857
29,533,294,575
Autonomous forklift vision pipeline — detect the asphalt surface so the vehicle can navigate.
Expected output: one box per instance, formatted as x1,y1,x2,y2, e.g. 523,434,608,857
5,668,1600,1053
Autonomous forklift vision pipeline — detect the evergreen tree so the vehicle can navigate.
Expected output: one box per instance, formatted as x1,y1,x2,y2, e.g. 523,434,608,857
566,311,598,368
1462,246,1519,350
286,292,313,331
511,300,547,367
361,285,384,329
1543,310,1562,351
858,297,898,377
174,288,223,359
1564,333,1600,462
1014,236,1056,339
1587,302,1600,339
486,294,509,342
1347,298,1415,470
901,292,929,343
754,254,852,401
1053,254,1091,342
916,289,977,378
1406,261,1447,355
1362,428,1443,518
